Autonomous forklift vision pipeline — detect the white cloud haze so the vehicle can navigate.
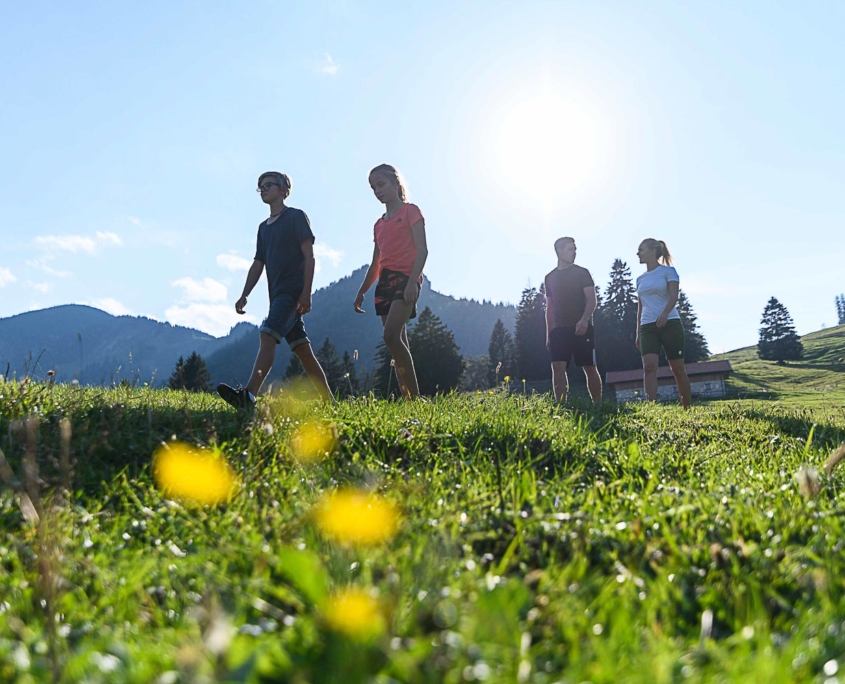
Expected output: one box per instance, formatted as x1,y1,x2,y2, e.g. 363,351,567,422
216,253,252,272
314,243,343,273
319,53,339,76
171,277,228,303
0,267,16,287
89,297,133,316
165,303,254,337
34,231,123,254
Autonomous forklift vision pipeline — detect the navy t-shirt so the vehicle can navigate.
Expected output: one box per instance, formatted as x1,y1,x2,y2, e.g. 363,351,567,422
254,207,315,300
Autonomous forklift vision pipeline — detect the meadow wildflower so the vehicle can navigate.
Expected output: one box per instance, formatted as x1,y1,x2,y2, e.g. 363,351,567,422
314,489,399,546
323,587,385,640
290,421,339,463
153,442,238,505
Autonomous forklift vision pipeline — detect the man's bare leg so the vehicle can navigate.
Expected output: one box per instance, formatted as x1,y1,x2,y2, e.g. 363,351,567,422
551,361,568,403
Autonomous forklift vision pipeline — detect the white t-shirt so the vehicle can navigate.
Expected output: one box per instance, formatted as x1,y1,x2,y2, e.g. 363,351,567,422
636,265,681,325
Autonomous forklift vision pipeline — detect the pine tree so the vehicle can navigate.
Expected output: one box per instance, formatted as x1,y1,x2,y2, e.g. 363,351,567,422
284,354,305,379
836,294,845,325
594,260,640,374
487,319,516,384
315,338,345,396
461,355,492,391
168,356,185,390
514,287,548,381
758,297,803,362
371,341,398,399
676,290,710,363
169,351,213,392
339,350,361,398
408,307,464,395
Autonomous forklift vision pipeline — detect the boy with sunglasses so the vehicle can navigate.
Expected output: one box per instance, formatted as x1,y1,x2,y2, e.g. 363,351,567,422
216,171,332,409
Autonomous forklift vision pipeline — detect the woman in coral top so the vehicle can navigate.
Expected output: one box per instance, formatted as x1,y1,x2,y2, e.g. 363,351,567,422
354,164,428,399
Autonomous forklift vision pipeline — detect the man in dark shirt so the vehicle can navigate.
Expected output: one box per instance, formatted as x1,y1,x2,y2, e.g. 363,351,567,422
544,237,602,403
217,172,331,409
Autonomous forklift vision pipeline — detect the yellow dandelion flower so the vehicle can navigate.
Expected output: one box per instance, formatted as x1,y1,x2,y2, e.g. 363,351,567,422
503,375,511,383
153,442,238,505
314,489,399,546
323,587,385,641
291,421,339,463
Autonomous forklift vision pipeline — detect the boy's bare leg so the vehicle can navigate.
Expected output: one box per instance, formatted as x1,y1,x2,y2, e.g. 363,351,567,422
382,303,419,399
551,361,568,403
294,343,333,403
246,332,277,396
583,364,603,403
668,358,692,409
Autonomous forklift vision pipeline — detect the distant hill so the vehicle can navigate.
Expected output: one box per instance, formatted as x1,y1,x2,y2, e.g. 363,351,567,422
712,324,845,406
0,266,515,387
0,305,253,385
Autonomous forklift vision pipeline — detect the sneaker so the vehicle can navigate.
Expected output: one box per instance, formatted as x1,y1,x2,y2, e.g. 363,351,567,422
216,383,256,411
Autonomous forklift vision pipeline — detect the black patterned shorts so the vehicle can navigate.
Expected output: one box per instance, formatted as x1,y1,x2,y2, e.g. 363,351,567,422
374,268,419,319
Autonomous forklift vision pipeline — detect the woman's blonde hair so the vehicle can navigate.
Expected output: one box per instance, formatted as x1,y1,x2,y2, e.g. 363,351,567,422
641,238,673,266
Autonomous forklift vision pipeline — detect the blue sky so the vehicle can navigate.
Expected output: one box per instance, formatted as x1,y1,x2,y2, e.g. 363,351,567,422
1,1,843,353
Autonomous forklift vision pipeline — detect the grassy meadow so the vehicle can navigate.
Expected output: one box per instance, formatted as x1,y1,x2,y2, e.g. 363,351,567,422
715,324,845,406
2,376,845,683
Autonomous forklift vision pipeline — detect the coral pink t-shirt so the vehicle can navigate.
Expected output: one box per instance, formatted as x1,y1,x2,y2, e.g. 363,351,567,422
373,203,424,277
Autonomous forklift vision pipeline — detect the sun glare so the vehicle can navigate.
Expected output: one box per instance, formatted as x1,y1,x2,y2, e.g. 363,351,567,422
486,86,606,212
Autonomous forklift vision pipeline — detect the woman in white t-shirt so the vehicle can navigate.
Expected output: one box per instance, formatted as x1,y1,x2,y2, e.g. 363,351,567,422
635,239,691,408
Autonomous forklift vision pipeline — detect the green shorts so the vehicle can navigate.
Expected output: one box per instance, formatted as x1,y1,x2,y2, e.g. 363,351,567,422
639,319,685,360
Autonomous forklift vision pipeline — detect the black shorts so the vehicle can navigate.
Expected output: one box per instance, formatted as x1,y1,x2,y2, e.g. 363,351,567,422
374,268,419,319
548,324,596,366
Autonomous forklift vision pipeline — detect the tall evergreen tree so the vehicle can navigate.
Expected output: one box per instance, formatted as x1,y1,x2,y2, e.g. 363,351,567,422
487,318,516,384
461,355,492,391
339,350,361,398
408,307,464,395
514,287,548,381
676,290,710,363
168,356,185,390
315,338,345,395
836,294,845,325
758,297,803,361
371,341,398,399
594,260,640,374
284,353,305,379
168,351,212,392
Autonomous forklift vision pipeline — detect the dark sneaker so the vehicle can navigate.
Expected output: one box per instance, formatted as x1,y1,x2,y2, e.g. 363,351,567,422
216,383,256,411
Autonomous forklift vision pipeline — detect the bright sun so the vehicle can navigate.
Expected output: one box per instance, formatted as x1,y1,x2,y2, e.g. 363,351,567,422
487,86,605,211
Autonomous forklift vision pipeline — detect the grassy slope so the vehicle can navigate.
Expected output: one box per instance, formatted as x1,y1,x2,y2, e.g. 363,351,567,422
2,381,845,682
712,323,845,406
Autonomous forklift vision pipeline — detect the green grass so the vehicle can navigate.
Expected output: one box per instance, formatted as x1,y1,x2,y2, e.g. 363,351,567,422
2,378,845,682
713,323,845,406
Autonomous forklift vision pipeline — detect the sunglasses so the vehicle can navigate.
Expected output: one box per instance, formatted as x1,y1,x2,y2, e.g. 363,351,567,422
256,182,280,193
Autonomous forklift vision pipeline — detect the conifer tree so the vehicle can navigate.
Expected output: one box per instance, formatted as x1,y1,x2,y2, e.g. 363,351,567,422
315,338,345,396
283,353,305,379
168,351,212,392
676,290,710,363
339,350,361,398
408,307,464,395
487,318,516,384
594,260,640,374
758,297,803,362
836,294,845,325
514,287,548,381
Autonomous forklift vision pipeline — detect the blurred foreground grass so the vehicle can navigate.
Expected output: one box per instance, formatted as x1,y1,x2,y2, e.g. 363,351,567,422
1,377,845,683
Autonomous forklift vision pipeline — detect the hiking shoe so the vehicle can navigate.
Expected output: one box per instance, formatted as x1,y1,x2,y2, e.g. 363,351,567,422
216,383,256,411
